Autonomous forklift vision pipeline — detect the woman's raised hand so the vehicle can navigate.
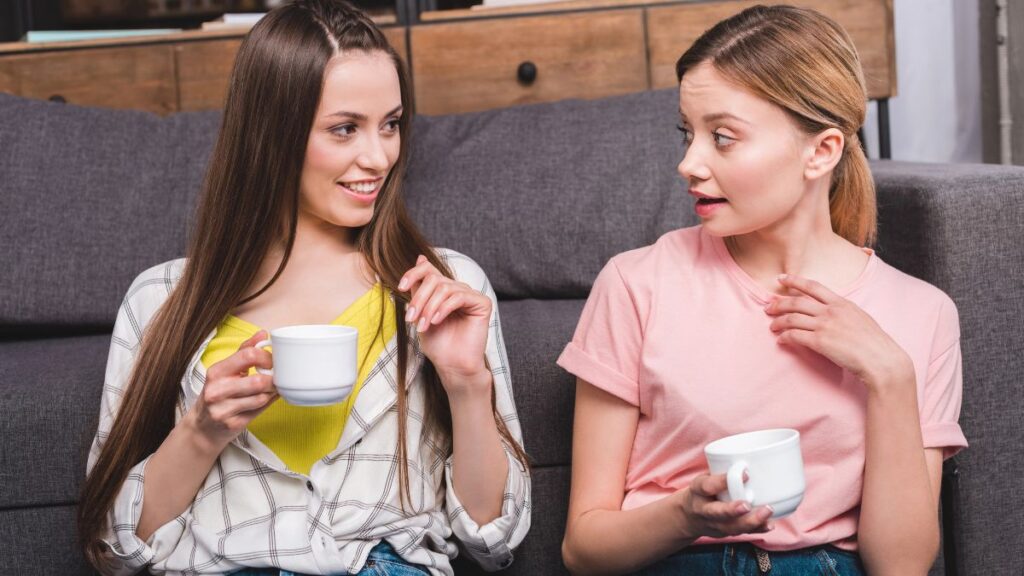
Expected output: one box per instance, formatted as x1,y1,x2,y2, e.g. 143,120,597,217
766,274,915,391
398,255,492,395
185,331,278,451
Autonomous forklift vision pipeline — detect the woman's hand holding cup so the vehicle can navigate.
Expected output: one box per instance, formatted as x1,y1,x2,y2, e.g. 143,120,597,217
679,472,775,538
184,331,278,452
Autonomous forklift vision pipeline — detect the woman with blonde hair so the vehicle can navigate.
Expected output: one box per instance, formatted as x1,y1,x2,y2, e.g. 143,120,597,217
77,1,529,574
560,5,965,574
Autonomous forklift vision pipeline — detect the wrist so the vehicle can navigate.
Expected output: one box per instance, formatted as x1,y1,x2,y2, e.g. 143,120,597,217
438,367,493,399
177,411,228,458
671,489,701,544
862,353,916,394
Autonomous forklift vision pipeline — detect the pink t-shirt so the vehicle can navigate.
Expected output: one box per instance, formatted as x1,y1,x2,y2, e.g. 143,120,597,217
557,225,967,551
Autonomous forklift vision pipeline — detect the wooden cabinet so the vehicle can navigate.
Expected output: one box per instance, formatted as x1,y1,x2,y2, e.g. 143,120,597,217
0,44,177,114
411,10,647,115
0,27,408,114
176,39,243,112
0,0,894,115
645,0,896,99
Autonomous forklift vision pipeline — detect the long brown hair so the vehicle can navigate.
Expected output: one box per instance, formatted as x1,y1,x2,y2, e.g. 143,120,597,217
676,4,877,246
79,0,527,567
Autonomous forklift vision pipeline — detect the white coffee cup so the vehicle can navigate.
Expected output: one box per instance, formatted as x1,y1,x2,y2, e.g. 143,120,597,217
254,324,358,406
704,428,805,519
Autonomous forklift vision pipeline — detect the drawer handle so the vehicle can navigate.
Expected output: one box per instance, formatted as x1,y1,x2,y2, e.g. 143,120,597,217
48,94,67,104
517,61,538,86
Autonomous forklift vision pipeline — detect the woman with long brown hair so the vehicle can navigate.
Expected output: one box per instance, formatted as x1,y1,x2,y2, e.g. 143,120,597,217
560,5,965,575
78,1,529,574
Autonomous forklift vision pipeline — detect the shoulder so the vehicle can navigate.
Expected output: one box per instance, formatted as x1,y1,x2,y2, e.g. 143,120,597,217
872,257,960,342
605,226,702,285
119,258,187,321
435,248,490,291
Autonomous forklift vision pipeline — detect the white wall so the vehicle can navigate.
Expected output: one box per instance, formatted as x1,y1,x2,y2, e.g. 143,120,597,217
863,0,983,163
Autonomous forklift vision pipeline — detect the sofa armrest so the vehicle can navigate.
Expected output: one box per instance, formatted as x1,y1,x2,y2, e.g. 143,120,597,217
871,160,1024,576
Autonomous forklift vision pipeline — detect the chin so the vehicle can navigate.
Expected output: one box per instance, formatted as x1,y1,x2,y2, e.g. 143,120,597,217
331,205,375,229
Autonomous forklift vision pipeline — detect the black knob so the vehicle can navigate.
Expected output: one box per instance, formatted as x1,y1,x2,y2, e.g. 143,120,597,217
516,61,537,86
48,94,67,104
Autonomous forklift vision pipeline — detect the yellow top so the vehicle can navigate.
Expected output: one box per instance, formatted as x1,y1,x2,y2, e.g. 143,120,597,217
200,285,396,475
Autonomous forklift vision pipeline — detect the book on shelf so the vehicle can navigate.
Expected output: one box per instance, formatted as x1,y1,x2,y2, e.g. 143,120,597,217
22,29,182,43
476,0,569,8
201,12,267,31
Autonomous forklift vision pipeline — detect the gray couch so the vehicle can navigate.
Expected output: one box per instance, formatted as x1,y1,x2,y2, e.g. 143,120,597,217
1,88,1021,575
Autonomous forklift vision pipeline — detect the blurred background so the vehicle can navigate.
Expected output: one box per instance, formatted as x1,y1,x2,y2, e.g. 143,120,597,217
1,0,1021,165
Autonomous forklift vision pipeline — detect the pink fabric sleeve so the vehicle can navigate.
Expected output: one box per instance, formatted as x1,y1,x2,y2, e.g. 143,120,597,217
557,259,643,406
920,298,968,459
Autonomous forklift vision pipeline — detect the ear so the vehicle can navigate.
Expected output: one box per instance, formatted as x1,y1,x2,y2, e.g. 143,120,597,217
804,128,845,181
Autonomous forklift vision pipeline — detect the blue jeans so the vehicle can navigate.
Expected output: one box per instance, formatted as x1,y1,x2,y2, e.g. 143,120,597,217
231,542,430,576
633,542,865,575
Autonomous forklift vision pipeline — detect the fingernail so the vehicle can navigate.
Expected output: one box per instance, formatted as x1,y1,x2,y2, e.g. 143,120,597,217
777,274,788,282
417,317,427,332
739,502,752,513
766,522,776,530
398,278,408,291
431,312,441,324
405,306,416,322
765,505,775,516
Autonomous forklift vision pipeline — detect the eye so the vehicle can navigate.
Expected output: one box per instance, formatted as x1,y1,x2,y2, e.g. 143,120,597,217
382,118,401,134
677,124,693,145
712,131,736,147
330,123,357,138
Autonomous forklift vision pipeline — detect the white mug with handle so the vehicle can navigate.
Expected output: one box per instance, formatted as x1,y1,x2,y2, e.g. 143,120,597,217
254,324,358,406
704,428,805,519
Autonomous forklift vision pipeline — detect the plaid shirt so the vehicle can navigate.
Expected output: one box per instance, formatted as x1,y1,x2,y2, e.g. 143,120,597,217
87,250,531,576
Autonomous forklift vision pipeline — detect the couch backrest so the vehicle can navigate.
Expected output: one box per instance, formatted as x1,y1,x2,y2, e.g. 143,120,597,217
405,88,695,300
870,160,1024,576
0,89,695,334
0,94,220,335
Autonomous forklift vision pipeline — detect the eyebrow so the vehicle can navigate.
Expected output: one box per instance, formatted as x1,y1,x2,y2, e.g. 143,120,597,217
678,110,751,125
328,105,403,121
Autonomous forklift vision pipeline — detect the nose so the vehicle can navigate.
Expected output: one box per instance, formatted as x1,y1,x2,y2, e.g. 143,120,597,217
357,132,391,173
677,142,711,184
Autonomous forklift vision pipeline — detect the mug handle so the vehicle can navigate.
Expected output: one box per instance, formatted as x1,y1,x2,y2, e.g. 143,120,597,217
254,339,273,376
726,461,755,504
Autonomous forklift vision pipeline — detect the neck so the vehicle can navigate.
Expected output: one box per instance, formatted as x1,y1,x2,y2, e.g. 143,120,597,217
724,183,848,292
253,212,366,292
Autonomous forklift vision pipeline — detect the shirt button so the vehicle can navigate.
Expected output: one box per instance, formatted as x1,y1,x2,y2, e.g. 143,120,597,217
306,480,314,491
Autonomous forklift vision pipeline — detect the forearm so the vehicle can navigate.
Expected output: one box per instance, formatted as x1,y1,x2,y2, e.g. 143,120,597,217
858,374,939,574
447,372,510,526
563,491,695,575
136,415,223,541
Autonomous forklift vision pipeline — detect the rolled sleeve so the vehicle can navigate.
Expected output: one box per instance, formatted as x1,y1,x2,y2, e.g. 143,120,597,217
444,449,530,571
919,297,968,459
557,258,643,407
87,263,187,575
99,457,190,575
442,249,532,570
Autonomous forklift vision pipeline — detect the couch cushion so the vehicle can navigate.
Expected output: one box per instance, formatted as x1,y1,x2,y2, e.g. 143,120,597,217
0,95,218,332
0,504,93,575
872,160,1024,576
406,89,697,300
453,465,570,576
498,299,583,468
0,335,110,510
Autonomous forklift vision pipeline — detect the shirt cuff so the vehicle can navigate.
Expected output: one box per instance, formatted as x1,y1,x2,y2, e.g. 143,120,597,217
557,342,639,406
921,421,969,459
100,456,186,575
445,449,530,571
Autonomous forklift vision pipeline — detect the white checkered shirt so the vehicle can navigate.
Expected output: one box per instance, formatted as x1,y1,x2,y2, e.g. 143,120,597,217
87,249,531,575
